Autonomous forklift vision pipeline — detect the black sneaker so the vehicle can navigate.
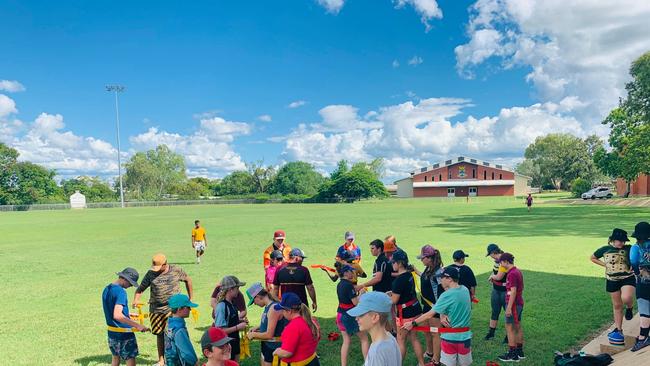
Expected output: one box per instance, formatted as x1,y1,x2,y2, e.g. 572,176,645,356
485,331,495,340
631,337,650,352
625,307,634,321
498,350,520,362
516,348,526,360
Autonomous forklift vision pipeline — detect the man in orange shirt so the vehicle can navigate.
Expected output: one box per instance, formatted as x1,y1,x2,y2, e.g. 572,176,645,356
192,220,207,264
263,230,292,269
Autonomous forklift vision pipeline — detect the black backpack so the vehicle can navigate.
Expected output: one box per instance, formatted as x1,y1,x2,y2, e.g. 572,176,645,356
554,353,613,366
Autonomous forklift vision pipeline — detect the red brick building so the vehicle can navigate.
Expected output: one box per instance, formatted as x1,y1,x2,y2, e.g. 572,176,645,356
395,156,530,198
616,174,650,196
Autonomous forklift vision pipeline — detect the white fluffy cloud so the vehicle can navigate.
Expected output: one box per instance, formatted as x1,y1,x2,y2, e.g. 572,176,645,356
0,94,18,117
394,0,443,31
0,80,25,93
281,97,586,180
258,114,272,122
288,100,307,109
455,0,650,123
408,55,424,66
129,116,251,177
316,0,345,14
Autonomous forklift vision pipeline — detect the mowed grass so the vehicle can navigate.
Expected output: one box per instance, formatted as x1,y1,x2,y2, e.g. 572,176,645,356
1,197,648,366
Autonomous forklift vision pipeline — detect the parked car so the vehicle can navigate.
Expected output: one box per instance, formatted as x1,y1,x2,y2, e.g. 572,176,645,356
581,187,614,200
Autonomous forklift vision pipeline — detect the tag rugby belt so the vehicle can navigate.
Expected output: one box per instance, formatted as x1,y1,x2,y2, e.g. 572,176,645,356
396,298,470,334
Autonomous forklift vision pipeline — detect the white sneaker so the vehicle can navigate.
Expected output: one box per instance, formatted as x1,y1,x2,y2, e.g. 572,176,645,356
197,257,200,264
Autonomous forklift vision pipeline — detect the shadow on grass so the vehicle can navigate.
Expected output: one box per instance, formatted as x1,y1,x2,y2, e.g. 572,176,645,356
74,353,156,365
427,205,646,238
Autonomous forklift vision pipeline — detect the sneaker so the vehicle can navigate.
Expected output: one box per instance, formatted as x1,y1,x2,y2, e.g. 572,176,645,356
625,307,634,321
516,348,526,360
498,350,520,362
197,257,201,264
608,329,625,345
423,352,434,362
631,337,650,352
485,331,495,340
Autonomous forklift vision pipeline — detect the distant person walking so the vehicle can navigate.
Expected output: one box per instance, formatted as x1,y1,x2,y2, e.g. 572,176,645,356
133,254,193,366
273,248,318,312
525,194,533,212
263,230,292,270
102,268,149,366
630,221,650,352
192,220,207,264
590,228,635,346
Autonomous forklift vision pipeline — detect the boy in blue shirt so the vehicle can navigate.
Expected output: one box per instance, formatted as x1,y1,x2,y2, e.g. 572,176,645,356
630,221,650,352
165,294,199,366
102,268,149,366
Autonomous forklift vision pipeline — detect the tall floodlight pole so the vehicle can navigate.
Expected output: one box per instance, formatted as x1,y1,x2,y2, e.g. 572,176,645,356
106,85,126,208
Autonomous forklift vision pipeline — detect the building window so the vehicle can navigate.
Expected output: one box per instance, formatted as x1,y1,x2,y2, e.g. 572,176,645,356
439,174,442,181
424,176,428,182
492,172,495,180
499,173,502,180
447,188,455,195
448,171,452,179
472,169,476,178
483,171,486,180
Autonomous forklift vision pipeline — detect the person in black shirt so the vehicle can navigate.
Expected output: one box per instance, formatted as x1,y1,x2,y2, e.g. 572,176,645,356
485,243,508,341
336,265,369,366
416,245,445,365
356,239,393,293
390,250,426,366
451,250,477,301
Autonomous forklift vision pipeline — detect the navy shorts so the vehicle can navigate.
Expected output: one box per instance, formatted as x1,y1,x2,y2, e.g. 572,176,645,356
261,341,280,362
108,334,139,360
505,305,523,325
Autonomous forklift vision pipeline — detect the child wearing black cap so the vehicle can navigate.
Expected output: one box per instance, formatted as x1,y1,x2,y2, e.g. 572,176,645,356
336,265,369,366
591,228,636,346
450,250,477,301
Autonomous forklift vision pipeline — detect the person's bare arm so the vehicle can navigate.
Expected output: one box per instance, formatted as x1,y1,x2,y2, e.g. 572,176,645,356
273,348,293,358
356,271,382,291
184,276,194,300
249,307,281,340
489,271,506,282
132,292,143,308
113,304,149,331
591,254,605,267
505,287,516,316
307,284,317,312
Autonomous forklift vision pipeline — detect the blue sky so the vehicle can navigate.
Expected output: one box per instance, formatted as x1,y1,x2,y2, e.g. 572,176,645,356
1,0,649,180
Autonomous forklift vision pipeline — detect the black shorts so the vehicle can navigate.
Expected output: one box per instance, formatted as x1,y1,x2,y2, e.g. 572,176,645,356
229,338,240,358
261,342,280,362
606,276,636,293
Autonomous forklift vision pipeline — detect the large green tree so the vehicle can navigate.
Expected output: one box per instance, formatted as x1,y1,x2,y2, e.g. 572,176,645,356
123,144,187,200
0,143,62,204
599,52,650,196
320,160,388,202
271,161,326,196
523,133,601,190
215,171,255,196
61,176,116,202
247,161,276,194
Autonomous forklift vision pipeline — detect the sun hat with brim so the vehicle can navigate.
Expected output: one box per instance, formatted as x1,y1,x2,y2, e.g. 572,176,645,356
246,282,264,306
221,275,246,290
609,228,630,242
201,327,233,349
116,267,140,287
631,222,650,240
169,294,198,310
347,291,392,318
416,245,436,259
486,243,500,256
151,253,167,271
273,292,302,311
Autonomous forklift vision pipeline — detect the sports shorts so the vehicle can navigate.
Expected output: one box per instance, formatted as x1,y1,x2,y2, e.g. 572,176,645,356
336,311,360,335
194,241,205,252
108,334,139,360
505,305,523,325
150,312,171,335
606,276,636,293
440,339,472,366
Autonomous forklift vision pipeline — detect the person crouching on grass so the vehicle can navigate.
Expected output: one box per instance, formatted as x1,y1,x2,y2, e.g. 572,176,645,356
201,327,239,366
337,265,370,366
245,282,288,366
402,266,473,366
630,221,650,352
498,253,526,362
164,294,199,366
347,291,402,366
273,292,321,366
389,249,427,366
102,268,149,366
590,228,636,346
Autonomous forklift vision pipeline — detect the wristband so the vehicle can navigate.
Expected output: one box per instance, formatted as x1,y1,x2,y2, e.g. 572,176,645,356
412,320,418,327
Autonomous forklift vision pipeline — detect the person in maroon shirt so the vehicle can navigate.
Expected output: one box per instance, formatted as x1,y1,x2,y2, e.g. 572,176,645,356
273,248,318,312
498,253,526,362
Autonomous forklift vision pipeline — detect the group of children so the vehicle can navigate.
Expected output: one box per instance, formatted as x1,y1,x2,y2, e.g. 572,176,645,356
101,220,650,366
590,221,650,352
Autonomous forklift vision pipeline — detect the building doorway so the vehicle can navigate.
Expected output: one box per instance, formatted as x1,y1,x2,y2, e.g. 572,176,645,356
469,187,477,197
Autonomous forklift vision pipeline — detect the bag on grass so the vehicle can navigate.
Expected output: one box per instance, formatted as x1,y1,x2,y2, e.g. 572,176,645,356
554,352,613,366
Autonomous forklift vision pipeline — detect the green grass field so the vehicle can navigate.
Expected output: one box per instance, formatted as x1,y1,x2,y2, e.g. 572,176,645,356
1,196,647,365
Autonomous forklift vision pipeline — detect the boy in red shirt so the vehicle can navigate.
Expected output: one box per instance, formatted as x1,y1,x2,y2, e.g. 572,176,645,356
498,253,525,362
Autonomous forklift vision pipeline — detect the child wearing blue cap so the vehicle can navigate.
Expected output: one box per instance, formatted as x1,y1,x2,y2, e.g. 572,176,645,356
337,265,369,366
164,294,199,366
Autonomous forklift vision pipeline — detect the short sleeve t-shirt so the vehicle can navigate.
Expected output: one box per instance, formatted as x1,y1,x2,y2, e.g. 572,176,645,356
337,279,357,312
432,286,472,341
274,264,313,305
451,264,477,291
420,268,444,310
492,260,508,291
211,285,246,312
392,272,422,318
336,243,361,263
102,283,131,340
136,265,188,313
364,334,402,366
593,245,634,281
279,316,319,363
192,227,206,241
372,253,394,293
505,267,524,306
203,360,238,366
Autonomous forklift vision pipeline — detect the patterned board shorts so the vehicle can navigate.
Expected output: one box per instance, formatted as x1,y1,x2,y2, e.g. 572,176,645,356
441,339,472,366
194,241,205,252
108,335,139,360
150,312,171,335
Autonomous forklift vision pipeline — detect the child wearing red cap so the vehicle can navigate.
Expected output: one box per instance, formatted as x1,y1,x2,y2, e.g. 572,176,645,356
201,327,239,366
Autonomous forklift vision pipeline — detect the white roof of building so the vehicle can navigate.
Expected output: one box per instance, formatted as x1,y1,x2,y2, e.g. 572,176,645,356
411,156,513,175
413,180,515,188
